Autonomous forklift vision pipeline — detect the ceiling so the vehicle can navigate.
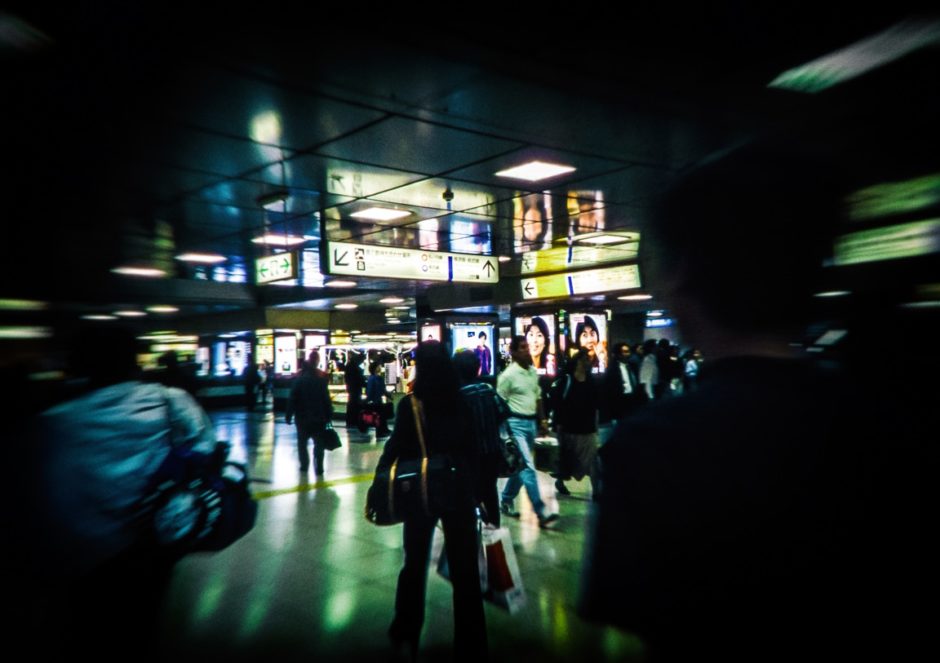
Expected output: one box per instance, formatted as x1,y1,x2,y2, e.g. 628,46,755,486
1,5,937,339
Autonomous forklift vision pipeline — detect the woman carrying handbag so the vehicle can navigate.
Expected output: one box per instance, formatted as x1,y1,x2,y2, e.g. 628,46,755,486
370,341,487,662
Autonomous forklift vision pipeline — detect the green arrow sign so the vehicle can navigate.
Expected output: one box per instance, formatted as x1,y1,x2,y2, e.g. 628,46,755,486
255,252,297,284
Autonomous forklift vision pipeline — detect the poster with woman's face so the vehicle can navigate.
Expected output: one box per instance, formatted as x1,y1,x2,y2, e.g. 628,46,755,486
513,314,557,376
513,192,553,252
566,191,605,237
568,312,608,373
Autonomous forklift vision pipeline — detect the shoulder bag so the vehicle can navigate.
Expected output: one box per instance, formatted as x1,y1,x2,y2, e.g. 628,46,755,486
136,397,258,557
320,422,342,451
364,395,458,525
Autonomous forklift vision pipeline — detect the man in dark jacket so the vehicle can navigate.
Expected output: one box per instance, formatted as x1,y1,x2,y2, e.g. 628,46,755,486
286,351,334,476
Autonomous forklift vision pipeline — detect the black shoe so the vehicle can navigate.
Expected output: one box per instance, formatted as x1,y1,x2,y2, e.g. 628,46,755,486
500,501,520,518
538,513,559,529
555,479,571,495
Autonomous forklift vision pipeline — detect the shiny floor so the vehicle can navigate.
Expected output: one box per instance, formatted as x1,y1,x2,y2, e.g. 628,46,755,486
158,405,645,662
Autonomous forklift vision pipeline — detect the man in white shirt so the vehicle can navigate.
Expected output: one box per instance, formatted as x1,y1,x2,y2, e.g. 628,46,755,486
497,336,559,528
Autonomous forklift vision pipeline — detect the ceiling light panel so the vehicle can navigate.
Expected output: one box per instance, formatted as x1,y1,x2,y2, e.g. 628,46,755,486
350,207,412,222
176,253,227,263
495,160,576,182
251,234,307,246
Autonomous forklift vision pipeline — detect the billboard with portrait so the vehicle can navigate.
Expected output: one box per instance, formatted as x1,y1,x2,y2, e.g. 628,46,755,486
513,313,558,376
450,323,496,376
568,312,608,373
513,192,553,252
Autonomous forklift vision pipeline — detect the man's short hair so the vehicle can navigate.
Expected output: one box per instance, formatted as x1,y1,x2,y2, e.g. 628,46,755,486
509,335,527,353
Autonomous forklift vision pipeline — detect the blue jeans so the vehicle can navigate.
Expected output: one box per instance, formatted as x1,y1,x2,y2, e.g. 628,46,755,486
500,418,546,518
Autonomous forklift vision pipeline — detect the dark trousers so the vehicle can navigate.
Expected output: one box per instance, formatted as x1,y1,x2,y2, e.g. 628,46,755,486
345,394,361,428
390,508,487,661
296,421,327,473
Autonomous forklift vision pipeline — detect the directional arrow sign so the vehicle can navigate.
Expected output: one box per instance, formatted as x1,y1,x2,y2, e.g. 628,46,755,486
520,264,641,299
255,252,297,284
326,241,499,283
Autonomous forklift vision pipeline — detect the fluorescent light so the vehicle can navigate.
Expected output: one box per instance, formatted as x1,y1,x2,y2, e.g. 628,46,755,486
646,310,664,317
0,299,47,311
114,310,147,317
575,231,639,245
380,297,405,304
326,280,358,288
176,253,226,264
350,207,412,222
389,319,402,324
815,329,848,346
814,290,851,298
0,326,52,339
335,303,358,310
497,256,511,263
769,18,940,93
393,305,411,310
111,266,167,278
495,160,576,182
901,300,940,309
251,234,306,246
618,294,653,301
81,315,117,321
146,306,179,313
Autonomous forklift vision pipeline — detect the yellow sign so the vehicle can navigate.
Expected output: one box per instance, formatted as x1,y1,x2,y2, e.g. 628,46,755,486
521,264,641,300
520,241,639,275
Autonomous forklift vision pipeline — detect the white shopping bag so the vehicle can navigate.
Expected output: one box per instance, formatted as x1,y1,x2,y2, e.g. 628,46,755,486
481,525,527,613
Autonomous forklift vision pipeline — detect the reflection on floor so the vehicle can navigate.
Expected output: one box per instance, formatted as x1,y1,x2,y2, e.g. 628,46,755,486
160,408,645,662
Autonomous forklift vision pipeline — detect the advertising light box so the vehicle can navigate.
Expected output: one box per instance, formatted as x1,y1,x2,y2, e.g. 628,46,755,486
450,323,495,376
513,314,558,376
568,312,608,373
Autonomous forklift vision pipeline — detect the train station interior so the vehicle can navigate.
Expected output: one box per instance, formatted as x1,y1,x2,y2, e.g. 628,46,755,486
3,5,938,662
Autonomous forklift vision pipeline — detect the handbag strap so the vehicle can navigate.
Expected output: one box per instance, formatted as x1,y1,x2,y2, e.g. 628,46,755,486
409,395,432,516
409,395,429,459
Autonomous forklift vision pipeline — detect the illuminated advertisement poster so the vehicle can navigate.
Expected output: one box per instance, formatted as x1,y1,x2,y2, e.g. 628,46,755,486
256,335,274,364
216,340,248,376
513,192,553,252
305,334,327,353
568,312,608,373
274,335,298,375
513,314,557,376
420,323,442,343
566,191,605,236
450,323,496,376
196,347,210,377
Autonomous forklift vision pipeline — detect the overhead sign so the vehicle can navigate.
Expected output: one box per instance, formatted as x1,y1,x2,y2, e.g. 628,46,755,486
255,252,297,284
520,264,641,300
520,240,639,275
327,241,498,283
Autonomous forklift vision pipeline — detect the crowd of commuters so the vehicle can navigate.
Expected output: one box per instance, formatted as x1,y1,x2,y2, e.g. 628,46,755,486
14,141,934,663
